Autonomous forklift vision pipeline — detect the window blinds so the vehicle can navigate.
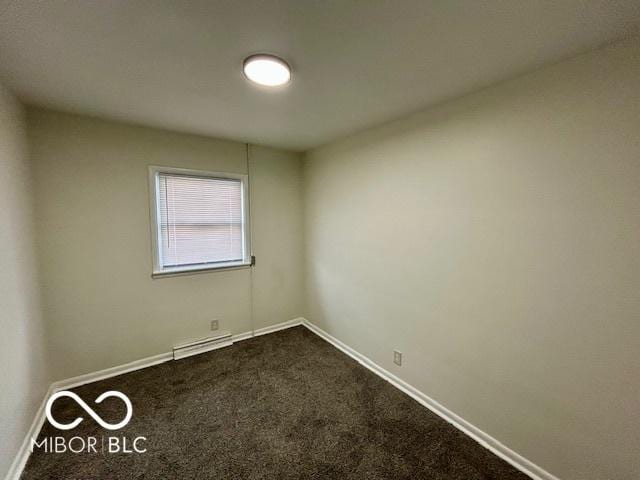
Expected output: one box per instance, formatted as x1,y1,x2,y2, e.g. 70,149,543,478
157,173,244,268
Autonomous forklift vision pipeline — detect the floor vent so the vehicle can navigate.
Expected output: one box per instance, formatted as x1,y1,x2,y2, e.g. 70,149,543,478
173,331,233,360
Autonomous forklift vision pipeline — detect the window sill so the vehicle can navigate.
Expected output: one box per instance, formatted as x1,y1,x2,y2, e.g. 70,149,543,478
152,262,252,279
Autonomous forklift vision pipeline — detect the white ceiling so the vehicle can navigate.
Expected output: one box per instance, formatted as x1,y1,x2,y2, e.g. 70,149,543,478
1,1,639,151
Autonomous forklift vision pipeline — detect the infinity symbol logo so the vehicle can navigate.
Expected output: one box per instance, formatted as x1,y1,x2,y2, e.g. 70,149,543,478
45,391,133,431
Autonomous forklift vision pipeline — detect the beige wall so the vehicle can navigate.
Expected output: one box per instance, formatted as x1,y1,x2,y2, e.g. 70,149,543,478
303,36,640,480
27,108,304,381
0,85,50,477
249,145,304,329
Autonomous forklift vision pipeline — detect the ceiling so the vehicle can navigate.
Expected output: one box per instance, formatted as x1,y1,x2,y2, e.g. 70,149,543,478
1,1,639,151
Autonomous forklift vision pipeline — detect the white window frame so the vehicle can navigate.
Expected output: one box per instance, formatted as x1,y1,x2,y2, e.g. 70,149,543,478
148,165,251,277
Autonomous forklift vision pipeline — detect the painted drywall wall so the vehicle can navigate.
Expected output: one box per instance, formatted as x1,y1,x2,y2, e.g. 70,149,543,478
303,36,640,480
27,108,304,381
0,85,50,477
249,145,304,329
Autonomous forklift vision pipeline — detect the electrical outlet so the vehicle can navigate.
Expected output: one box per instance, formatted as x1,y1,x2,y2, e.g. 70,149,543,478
211,320,219,331
393,350,402,366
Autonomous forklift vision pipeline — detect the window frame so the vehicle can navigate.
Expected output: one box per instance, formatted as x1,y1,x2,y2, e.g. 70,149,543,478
148,165,251,278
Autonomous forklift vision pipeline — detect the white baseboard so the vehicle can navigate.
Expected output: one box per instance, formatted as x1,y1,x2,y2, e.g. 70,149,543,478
53,317,304,392
4,352,176,480
300,318,560,480
4,317,303,480
53,351,174,392
7,316,555,480
9,318,547,480
231,331,254,342
4,384,55,480
252,317,303,337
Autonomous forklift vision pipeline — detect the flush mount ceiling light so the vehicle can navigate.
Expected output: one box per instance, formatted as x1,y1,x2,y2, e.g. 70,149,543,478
243,54,291,87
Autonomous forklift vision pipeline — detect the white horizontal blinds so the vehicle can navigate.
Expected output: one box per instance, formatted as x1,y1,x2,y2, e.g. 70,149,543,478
158,173,243,268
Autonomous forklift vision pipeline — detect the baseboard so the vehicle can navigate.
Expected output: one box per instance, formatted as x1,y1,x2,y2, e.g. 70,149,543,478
3,350,176,480
52,317,304,392
53,351,174,392
6,316,556,480
231,331,254,342
233,318,303,341
300,318,560,480
173,332,234,360
4,383,55,480
252,317,303,337
4,317,303,480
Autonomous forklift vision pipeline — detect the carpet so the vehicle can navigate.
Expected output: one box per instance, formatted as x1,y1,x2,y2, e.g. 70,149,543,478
22,326,530,479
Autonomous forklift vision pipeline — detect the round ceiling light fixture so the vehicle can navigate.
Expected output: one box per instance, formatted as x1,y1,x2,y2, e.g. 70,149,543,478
243,54,291,87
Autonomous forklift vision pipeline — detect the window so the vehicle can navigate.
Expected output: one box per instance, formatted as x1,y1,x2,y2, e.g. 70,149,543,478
148,166,251,276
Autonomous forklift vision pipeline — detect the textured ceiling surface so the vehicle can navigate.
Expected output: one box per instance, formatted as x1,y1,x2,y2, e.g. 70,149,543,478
1,0,639,150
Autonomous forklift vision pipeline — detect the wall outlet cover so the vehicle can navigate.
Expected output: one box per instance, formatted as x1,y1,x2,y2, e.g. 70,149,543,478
393,350,402,366
211,320,219,331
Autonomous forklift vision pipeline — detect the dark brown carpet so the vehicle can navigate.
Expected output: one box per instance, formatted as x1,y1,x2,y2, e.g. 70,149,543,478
22,326,530,479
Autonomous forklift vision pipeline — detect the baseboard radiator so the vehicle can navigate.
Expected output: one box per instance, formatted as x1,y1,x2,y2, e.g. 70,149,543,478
172,331,233,360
